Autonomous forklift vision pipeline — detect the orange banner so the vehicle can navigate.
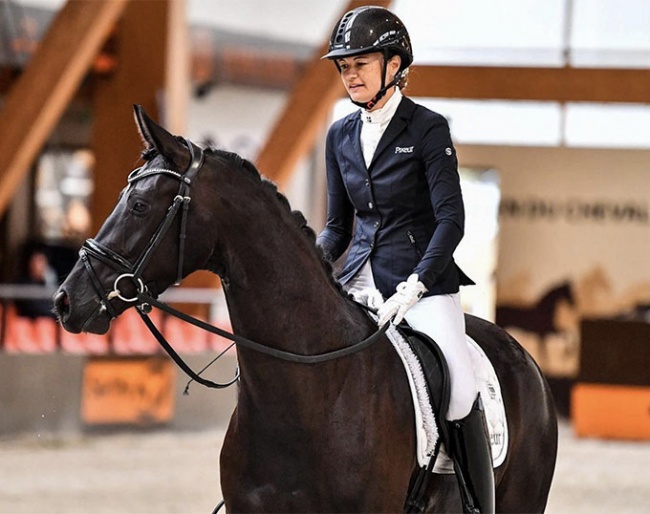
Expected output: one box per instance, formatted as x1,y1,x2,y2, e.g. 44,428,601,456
572,383,650,440
82,356,175,425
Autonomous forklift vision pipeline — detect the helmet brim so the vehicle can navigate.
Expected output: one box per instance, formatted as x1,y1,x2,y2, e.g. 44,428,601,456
321,46,380,61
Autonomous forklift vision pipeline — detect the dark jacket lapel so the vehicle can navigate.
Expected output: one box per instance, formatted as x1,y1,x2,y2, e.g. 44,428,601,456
343,113,365,169
369,96,417,171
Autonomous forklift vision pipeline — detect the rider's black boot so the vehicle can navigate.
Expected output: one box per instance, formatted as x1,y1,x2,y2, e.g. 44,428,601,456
447,394,495,514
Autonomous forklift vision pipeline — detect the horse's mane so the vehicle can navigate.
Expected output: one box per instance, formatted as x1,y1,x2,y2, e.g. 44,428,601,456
207,148,343,292
142,143,342,293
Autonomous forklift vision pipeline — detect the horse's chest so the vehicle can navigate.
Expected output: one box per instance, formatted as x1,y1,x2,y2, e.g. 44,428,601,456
227,480,396,513
229,484,314,513
221,429,401,512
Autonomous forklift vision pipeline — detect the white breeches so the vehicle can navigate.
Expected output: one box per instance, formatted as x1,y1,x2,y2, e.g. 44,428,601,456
346,262,478,420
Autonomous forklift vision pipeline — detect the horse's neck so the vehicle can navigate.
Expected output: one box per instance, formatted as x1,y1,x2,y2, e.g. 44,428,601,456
219,201,367,358
225,247,359,350
223,234,372,413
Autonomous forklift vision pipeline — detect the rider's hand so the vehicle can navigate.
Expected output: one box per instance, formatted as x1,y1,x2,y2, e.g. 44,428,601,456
377,274,428,326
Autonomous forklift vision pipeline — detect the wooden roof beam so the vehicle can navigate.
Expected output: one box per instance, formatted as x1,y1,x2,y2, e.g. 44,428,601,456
0,0,129,217
257,40,650,185
406,65,650,104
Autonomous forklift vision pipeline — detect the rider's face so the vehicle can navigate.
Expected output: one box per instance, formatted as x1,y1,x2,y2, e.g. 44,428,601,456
337,52,401,110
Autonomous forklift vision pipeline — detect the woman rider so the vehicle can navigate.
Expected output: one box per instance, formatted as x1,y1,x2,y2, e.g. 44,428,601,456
316,6,495,513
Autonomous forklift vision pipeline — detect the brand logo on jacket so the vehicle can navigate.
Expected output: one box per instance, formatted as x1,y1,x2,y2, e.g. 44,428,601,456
395,146,414,154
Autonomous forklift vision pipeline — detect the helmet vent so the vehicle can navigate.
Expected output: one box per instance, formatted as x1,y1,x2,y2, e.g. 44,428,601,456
335,12,353,44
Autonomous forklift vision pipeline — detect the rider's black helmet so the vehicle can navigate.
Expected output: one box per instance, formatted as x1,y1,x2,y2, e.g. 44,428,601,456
323,6,413,71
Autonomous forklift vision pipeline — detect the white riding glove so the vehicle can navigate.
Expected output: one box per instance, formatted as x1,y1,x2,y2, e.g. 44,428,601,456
377,274,428,326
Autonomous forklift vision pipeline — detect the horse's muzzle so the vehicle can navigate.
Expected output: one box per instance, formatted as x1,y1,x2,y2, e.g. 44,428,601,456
53,288,111,335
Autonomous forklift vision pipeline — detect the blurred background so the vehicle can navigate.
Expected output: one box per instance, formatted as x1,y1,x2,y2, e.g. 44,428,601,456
0,0,648,511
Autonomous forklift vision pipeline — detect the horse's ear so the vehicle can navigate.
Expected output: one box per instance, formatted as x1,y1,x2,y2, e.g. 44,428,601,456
132,105,189,169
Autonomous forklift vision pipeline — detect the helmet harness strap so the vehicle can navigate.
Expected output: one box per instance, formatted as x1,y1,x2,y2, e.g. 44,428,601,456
344,49,404,111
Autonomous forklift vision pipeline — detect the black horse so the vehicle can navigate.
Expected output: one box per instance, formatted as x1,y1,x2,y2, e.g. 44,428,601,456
54,107,557,513
496,281,576,364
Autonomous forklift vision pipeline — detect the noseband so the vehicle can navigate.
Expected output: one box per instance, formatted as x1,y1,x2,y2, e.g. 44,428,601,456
80,138,204,319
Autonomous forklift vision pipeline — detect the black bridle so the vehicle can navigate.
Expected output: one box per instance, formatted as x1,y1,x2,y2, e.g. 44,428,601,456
78,139,388,390
80,138,204,320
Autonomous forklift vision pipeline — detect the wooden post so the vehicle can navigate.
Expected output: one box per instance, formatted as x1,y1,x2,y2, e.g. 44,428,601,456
0,0,129,218
91,1,216,296
91,0,187,233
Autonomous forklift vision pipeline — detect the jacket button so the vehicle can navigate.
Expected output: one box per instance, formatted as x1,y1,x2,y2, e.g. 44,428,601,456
365,179,370,186
368,202,373,209
370,243,374,249
373,221,379,228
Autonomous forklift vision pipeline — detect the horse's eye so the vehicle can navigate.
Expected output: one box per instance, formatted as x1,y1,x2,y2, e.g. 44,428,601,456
131,201,149,215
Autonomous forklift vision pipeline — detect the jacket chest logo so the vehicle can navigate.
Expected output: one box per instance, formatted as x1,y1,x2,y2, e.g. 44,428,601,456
395,146,414,154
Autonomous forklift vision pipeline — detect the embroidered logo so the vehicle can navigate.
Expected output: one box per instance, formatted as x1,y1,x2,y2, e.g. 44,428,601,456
395,146,414,154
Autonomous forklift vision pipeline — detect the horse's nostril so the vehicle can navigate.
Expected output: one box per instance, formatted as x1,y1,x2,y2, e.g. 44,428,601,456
53,290,70,319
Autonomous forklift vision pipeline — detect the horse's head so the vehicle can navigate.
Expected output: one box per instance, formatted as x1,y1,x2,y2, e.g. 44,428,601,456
54,106,218,334
538,280,576,311
557,281,576,306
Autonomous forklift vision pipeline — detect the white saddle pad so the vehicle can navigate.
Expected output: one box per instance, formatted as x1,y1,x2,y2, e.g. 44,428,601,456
386,324,508,473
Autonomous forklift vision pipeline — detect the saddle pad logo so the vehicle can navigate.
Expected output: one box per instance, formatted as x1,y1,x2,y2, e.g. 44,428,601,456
395,146,414,154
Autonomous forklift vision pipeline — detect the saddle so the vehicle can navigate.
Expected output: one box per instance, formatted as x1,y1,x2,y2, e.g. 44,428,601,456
397,323,452,444
390,321,509,513
354,300,452,453
395,323,453,514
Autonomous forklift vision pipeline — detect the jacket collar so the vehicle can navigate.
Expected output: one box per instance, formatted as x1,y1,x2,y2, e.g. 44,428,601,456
368,96,416,170
361,88,403,126
343,96,417,171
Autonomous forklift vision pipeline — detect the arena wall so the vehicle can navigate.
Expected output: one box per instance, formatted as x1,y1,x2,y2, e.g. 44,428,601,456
0,353,238,437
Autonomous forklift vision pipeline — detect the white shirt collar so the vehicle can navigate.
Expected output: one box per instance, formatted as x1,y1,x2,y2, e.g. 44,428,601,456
361,88,403,125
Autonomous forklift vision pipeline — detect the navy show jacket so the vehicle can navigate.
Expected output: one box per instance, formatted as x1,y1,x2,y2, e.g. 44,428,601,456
317,96,473,299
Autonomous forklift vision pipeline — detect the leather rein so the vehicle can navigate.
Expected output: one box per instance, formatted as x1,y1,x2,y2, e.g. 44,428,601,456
78,140,388,390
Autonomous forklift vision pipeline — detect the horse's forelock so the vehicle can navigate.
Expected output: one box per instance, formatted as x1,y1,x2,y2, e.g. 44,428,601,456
140,135,189,165
141,146,158,162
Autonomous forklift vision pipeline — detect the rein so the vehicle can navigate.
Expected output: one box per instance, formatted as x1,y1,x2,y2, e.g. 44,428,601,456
137,291,389,366
78,139,389,390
